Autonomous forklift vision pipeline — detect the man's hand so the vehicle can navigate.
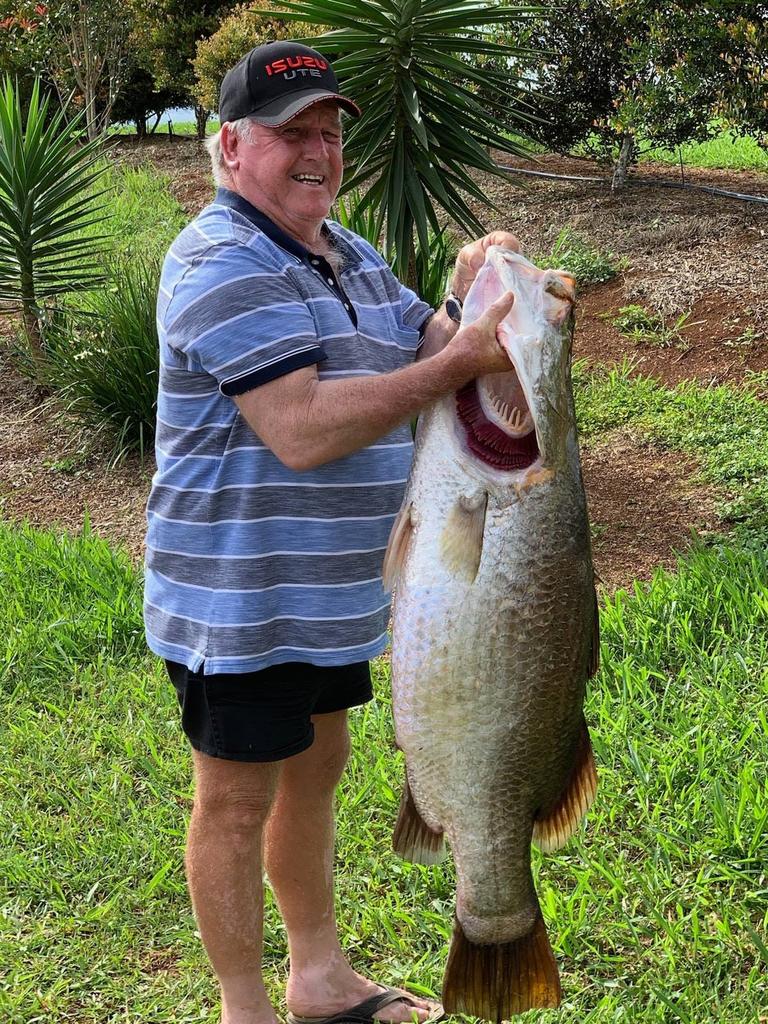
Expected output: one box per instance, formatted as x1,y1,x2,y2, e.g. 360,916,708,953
450,231,522,302
443,290,515,380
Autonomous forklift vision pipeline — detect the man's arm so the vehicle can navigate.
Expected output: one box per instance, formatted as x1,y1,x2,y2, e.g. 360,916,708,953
416,304,459,361
234,292,514,471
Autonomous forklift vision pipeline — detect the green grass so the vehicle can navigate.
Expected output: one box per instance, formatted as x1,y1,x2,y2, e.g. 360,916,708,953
1,519,767,1021
606,305,692,348
641,130,768,172
574,363,768,542
76,158,188,261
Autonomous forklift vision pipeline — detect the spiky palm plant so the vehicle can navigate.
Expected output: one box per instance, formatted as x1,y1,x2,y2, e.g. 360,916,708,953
0,77,110,360
277,0,544,286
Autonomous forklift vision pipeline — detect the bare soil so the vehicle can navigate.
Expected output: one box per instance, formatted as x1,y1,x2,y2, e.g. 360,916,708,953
1,139,766,590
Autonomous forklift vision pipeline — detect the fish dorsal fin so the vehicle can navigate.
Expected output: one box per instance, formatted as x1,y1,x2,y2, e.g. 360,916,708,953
532,718,597,853
382,502,414,592
440,492,488,582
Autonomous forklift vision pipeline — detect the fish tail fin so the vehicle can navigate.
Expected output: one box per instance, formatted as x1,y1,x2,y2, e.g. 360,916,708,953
442,914,561,1019
533,717,597,853
392,773,445,864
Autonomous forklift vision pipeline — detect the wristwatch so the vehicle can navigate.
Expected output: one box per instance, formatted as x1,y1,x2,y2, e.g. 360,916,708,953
445,292,463,324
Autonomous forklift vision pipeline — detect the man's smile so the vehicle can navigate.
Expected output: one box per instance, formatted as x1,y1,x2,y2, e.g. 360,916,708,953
292,173,326,185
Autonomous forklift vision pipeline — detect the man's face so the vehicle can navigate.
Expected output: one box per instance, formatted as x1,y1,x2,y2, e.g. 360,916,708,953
235,101,343,228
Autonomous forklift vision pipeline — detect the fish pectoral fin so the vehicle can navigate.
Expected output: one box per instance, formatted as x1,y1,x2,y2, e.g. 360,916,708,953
589,586,600,678
382,502,414,592
440,492,488,582
533,718,597,853
443,914,561,1018
392,772,445,865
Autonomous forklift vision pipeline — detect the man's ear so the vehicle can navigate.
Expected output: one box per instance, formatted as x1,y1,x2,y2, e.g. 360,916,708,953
220,123,239,172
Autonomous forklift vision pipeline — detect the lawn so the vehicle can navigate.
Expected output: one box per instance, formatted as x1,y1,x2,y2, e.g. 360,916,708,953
1,518,766,1023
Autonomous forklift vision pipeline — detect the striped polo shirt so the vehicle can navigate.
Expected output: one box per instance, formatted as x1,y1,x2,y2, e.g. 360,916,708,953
144,188,433,675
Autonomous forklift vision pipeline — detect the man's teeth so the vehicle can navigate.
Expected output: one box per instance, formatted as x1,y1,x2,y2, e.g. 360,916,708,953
293,174,324,183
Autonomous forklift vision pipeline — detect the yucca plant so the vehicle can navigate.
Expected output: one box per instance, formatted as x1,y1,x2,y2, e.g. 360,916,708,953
277,0,544,287
0,77,110,361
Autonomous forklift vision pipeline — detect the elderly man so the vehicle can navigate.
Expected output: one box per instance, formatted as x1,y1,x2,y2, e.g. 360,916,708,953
145,40,520,1024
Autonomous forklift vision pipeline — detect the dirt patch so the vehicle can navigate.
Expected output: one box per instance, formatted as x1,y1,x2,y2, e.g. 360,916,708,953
575,278,768,389
583,435,723,592
0,343,152,561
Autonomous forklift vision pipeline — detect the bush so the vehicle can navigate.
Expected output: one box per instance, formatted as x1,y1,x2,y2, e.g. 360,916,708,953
40,255,162,460
193,2,327,112
535,227,625,289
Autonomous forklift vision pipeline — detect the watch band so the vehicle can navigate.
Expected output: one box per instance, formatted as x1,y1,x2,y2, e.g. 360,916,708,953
445,292,463,324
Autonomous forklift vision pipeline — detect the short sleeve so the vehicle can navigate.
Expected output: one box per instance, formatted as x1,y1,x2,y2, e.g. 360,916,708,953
162,241,325,396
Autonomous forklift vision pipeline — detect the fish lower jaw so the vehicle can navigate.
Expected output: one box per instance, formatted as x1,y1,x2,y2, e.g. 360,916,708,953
455,380,540,473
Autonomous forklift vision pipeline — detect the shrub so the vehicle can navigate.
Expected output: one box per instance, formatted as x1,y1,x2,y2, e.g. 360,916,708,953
609,303,691,347
40,255,161,460
536,227,625,289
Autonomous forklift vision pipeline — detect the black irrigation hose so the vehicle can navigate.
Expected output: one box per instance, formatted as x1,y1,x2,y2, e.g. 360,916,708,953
494,163,768,205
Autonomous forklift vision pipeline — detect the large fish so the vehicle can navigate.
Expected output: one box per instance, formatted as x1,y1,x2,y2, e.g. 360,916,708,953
383,247,599,1019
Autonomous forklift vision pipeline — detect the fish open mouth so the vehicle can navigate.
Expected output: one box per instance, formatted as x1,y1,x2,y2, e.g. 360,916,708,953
455,369,539,471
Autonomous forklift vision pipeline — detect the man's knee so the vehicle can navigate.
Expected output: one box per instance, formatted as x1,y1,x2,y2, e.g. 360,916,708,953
192,752,279,838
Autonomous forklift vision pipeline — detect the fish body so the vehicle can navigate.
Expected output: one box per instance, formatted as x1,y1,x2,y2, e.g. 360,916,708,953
385,248,598,1019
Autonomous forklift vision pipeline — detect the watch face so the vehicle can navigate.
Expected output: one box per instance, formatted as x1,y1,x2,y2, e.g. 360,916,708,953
446,296,462,324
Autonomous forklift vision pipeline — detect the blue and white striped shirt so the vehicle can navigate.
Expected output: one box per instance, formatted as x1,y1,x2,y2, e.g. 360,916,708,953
144,188,433,674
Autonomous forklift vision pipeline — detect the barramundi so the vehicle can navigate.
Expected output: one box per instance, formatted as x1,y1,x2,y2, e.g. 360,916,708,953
384,247,599,1019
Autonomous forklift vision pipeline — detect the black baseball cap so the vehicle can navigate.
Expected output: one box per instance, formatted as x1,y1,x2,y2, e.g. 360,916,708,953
218,41,361,127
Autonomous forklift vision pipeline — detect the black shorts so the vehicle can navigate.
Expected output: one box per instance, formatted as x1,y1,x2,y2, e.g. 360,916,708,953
165,659,373,763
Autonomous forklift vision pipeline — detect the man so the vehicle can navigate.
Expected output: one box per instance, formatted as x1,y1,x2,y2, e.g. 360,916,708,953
145,40,520,1024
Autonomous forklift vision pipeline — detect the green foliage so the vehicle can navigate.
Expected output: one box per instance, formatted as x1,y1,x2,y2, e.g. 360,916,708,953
193,1,327,111
608,304,691,347
515,1,768,181
0,519,144,688
642,128,768,171
574,364,768,541
0,76,109,356
275,0,540,286
1,519,766,1019
535,227,624,289
38,255,162,460
333,188,457,309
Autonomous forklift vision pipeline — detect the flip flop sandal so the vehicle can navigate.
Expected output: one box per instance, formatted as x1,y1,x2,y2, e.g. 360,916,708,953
285,986,445,1024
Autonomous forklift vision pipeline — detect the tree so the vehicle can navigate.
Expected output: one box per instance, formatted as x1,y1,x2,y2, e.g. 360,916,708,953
0,2,55,102
130,1,241,139
271,0,542,287
515,1,767,189
0,77,109,360
44,0,131,140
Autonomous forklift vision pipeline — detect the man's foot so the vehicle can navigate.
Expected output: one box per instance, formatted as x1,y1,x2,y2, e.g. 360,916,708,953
286,966,441,1024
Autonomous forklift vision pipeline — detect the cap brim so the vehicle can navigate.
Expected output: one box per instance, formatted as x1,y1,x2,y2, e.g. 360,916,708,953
248,90,361,127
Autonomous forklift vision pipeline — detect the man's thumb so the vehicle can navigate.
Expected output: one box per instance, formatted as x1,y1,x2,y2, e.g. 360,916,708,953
485,289,515,323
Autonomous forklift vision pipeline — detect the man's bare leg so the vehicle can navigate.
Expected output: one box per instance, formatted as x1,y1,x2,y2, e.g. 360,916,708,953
264,711,437,1023
186,749,281,1024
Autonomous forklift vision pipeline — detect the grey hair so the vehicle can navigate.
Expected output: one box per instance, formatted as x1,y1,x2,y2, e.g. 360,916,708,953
205,116,256,185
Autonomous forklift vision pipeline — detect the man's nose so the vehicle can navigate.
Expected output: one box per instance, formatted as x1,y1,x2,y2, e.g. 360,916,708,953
303,129,330,158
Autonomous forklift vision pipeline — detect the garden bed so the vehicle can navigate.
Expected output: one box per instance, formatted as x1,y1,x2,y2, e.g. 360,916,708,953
1,140,767,587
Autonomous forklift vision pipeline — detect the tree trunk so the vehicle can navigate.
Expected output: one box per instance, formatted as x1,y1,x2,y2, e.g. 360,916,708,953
611,134,634,191
195,105,209,141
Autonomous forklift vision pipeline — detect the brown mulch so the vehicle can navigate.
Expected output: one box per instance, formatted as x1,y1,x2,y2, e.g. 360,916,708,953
2,139,766,589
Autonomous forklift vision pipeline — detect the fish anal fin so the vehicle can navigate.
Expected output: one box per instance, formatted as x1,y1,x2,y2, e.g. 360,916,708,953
533,718,597,853
382,503,414,592
590,586,600,677
392,772,445,865
442,914,561,1019
440,492,487,581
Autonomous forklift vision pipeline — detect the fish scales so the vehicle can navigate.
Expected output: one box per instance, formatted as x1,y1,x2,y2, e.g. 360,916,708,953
385,247,599,1019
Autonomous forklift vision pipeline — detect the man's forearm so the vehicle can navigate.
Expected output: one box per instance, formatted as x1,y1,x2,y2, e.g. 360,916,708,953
291,342,475,469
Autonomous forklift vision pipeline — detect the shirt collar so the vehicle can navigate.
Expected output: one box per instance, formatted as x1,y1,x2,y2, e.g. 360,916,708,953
215,188,362,267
